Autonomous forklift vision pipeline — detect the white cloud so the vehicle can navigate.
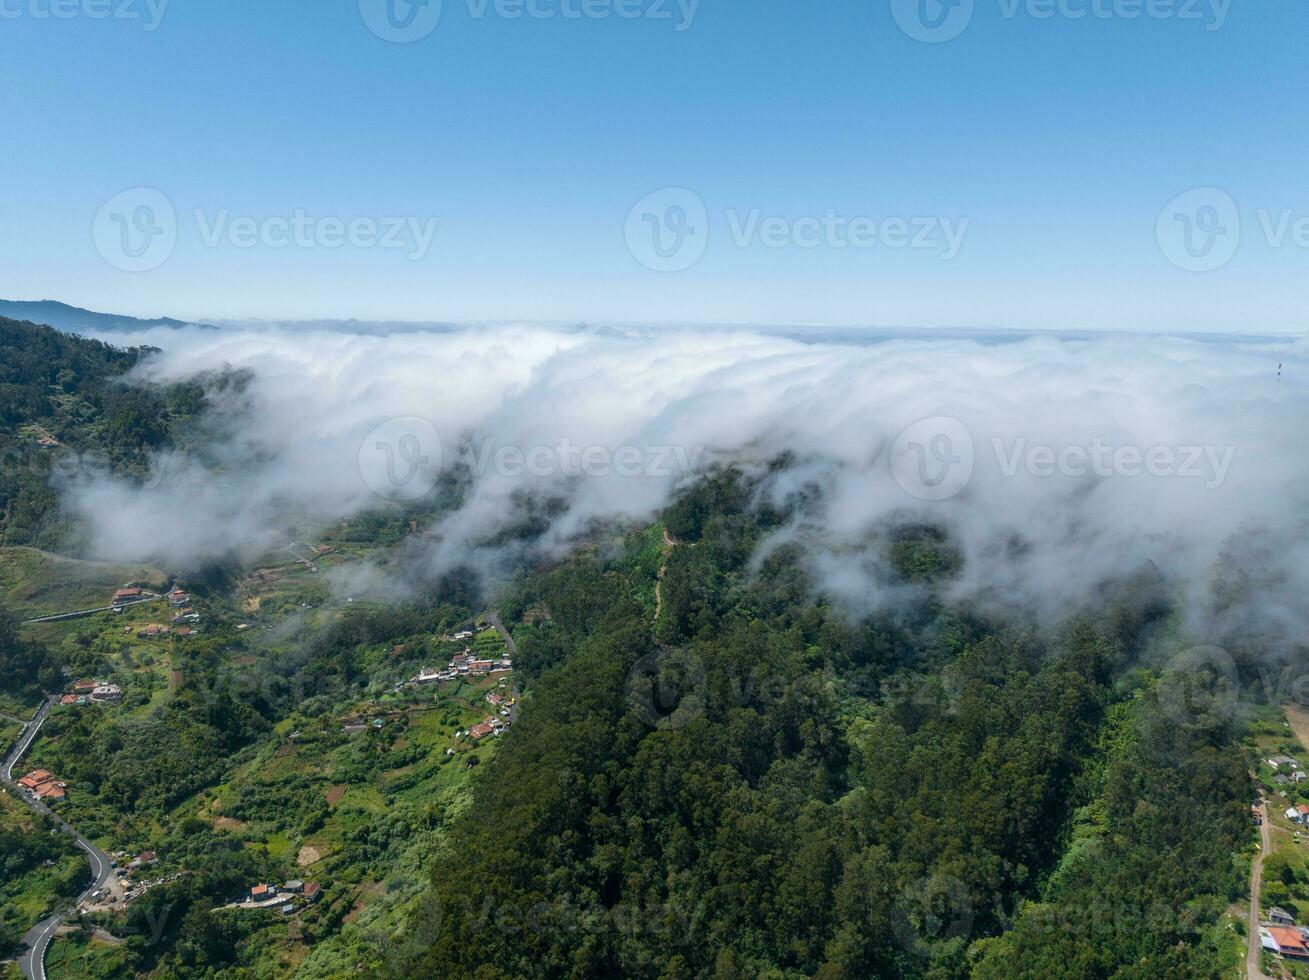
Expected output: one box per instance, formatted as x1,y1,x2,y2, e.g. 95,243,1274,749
59,323,1309,646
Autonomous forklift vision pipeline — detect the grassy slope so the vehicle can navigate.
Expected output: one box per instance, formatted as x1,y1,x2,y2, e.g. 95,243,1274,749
0,547,166,621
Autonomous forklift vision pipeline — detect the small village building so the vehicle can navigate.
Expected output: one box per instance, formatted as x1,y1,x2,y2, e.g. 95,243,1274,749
168,589,190,607
469,721,496,740
18,769,54,790
251,884,275,900
1263,926,1309,959
1270,907,1296,926
91,685,123,704
283,880,304,893
1270,756,1300,771
303,882,321,902
19,770,68,802
113,588,144,602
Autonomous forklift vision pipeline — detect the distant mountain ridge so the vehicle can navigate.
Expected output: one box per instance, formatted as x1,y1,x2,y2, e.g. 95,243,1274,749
0,299,216,334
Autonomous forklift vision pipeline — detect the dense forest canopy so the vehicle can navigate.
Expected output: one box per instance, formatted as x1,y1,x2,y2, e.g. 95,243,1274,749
382,471,1253,979
0,316,202,549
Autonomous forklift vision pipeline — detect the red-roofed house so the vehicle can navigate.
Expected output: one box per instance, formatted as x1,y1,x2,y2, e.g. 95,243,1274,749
18,769,53,790
1265,926,1309,959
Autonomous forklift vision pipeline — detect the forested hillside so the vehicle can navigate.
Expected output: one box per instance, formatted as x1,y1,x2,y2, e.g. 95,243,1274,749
0,316,202,549
401,469,1251,979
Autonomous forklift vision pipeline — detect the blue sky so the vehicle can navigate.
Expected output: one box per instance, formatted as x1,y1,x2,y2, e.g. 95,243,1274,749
0,0,1305,331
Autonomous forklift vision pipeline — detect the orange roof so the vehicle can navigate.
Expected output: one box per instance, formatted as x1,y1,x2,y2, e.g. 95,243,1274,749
1296,805,1309,817
1269,926,1309,952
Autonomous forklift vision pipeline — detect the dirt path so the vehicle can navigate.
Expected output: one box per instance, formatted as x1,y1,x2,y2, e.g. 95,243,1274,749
653,527,675,624
1248,791,1275,980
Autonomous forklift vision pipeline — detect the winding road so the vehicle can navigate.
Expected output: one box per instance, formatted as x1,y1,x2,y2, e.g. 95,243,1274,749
2,697,116,980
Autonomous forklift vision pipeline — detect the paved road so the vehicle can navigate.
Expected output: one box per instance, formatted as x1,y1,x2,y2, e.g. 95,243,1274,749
21,592,162,624
484,612,522,726
1247,793,1274,980
2,697,116,980
485,611,518,658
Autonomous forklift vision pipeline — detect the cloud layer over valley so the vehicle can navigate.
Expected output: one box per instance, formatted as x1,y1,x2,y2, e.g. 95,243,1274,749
58,322,1309,648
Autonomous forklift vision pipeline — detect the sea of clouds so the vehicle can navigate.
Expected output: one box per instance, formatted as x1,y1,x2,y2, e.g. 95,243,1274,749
56,321,1309,648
